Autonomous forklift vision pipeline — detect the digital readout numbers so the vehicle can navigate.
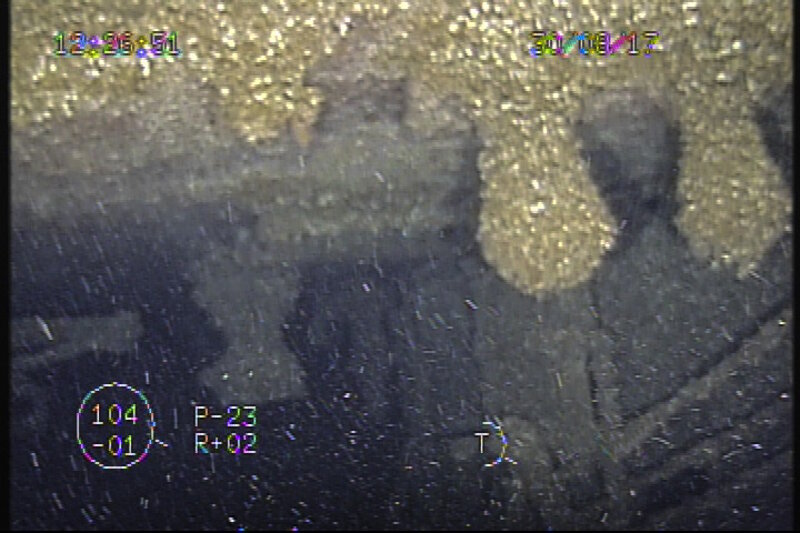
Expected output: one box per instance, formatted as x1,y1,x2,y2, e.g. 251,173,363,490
53,30,181,58
76,382,158,470
193,405,257,455
77,382,257,470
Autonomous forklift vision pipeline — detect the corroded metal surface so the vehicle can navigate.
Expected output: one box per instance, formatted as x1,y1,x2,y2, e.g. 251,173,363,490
11,0,792,294
10,2,793,528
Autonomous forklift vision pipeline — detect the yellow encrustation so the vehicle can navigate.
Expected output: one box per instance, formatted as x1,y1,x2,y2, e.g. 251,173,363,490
369,0,792,292
11,0,792,294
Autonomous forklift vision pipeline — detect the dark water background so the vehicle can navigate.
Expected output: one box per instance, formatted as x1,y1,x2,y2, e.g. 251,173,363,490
10,79,792,530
